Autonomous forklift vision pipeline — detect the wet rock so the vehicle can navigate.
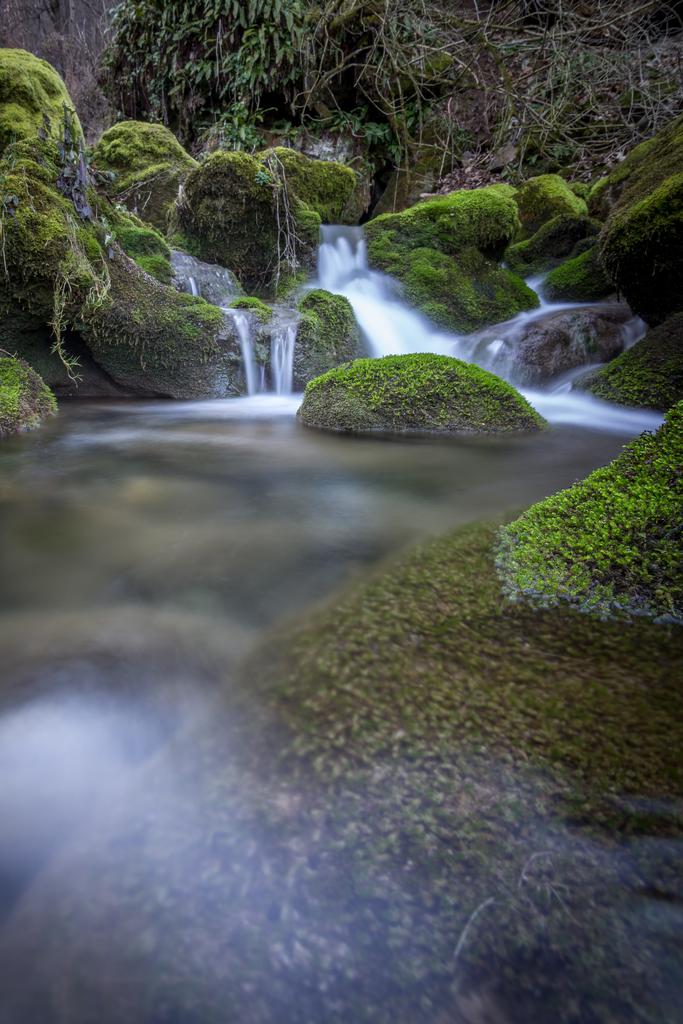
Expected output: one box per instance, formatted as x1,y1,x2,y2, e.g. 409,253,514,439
503,305,634,386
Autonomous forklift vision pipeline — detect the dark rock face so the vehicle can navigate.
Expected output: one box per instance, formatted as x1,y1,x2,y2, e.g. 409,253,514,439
505,305,635,386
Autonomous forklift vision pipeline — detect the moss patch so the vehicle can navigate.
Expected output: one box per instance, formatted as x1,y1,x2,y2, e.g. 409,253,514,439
293,288,363,388
365,186,539,332
514,174,588,237
92,120,197,232
543,245,613,302
112,213,173,284
577,313,683,411
505,214,599,276
230,296,273,323
0,354,56,436
299,353,545,435
497,403,682,621
0,48,82,157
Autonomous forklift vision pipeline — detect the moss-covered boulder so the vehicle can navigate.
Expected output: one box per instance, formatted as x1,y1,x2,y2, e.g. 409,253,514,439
176,147,358,294
0,48,83,157
92,121,197,232
498,403,683,621
0,56,243,399
576,314,683,411
543,245,613,302
298,353,545,435
229,296,273,323
293,289,363,389
0,354,56,437
112,212,173,284
592,115,683,324
514,174,588,237
504,214,599,276
365,186,539,333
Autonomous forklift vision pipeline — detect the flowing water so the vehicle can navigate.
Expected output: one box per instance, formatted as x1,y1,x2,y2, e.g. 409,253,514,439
0,232,677,1022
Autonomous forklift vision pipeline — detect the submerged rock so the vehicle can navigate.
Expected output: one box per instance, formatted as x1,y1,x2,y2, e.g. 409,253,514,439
170,249,242,305
501,305,632,386
576,312,683,411
91,120,197,232
298,353,545,435
365,186,539,333
293,289,364,389
0,355,56,437
497,401,683,621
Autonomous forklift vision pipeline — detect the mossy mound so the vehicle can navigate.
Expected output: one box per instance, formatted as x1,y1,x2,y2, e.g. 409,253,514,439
0,354,56,437
112,212,173,284
0,48,83,157
230,296,273,323
590,115,683,324
0,58,242,400
92,120,197,232
293,289,363,388
176,148,358,293
514,174,588,237
543,245,614,302
299,353,545,435
504,214,599,276
577,314,683,411
498,403,683,621
365,186,539,332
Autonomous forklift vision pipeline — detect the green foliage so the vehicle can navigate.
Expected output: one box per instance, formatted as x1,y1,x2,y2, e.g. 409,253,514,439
515,174,588,238
577,314,683,411
498,402,683,621
299,353,545,435
0,354,56,436
543,245,613,302
505,214,599,276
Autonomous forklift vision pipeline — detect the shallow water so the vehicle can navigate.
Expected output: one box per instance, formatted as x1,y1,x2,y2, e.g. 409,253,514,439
0,397,679,1022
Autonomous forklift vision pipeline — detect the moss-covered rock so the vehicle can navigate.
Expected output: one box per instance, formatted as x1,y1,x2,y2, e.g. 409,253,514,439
498,403,682,621
365,186,539,332
543,245,614,302
176,147,358,294
293,289,363,389
504,214,599,276
0,48,83,157
298,353,545,435
576,313,683,411
112,212,173,284
0,354,56,436
229,296,273,323
590,115,683,324
514,174,588,237
92,120,197,232
0,57,243,399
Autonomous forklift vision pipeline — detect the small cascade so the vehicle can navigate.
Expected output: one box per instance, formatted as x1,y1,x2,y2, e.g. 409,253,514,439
170,250,242,306
224,309,259,396
270,317,298,395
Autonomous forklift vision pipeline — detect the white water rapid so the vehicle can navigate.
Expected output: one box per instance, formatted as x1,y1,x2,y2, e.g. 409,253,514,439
314,226,661,434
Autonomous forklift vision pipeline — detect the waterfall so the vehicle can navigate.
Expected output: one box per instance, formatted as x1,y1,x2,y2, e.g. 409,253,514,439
224,309,258,396
313,226,661,434
270,319,297,395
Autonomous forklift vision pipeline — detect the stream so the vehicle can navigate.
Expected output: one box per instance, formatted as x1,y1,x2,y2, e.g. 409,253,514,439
0,234,678,1022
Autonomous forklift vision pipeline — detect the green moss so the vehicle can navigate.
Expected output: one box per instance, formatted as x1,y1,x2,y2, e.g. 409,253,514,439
293,289,363,388
577,314,683,411
112,215,172,284
515,174,588,237
92,120,197,232
230,296,273,323
365,186,539,332
543,245,613,302
263,146,358,224
505,214,599,276
599,171,683,324
569,180,591,200
497,403,683,621
299,353,545,435
0,354,56,436
0,48,82,157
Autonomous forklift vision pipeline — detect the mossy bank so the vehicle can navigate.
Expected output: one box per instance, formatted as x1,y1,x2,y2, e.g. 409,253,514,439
299,353,545,435
0,355,55,437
